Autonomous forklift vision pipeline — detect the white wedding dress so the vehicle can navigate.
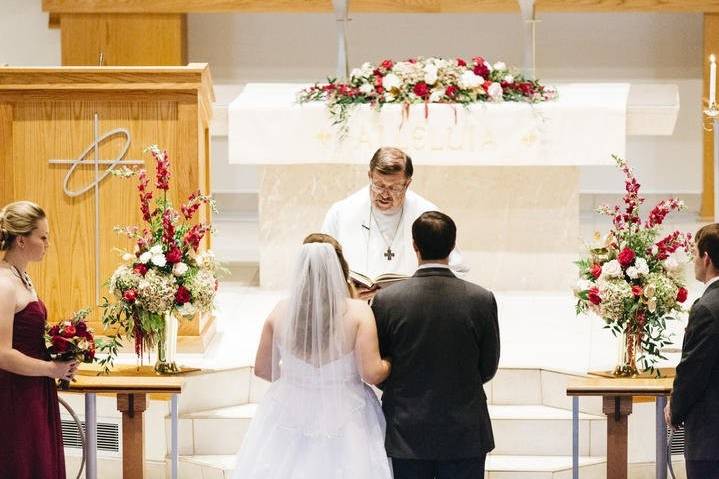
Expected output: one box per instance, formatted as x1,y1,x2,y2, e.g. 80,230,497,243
231,243,393,479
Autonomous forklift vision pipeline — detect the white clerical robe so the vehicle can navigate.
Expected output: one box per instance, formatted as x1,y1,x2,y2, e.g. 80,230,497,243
321,186,469,278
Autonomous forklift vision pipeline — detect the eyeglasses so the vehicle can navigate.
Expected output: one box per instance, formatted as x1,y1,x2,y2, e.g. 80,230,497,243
370,181,408,196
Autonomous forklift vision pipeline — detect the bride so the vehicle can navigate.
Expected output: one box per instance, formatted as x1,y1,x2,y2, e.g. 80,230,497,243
231,242,393,478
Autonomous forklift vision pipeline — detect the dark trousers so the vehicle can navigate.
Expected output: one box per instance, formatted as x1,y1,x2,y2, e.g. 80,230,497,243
686,460,719,479
392,455,487,479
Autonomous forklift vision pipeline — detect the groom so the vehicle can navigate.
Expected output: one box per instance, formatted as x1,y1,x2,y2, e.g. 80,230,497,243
371,211,500,479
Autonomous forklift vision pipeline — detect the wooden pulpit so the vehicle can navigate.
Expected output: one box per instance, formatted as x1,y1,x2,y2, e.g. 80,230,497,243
0,64,215,350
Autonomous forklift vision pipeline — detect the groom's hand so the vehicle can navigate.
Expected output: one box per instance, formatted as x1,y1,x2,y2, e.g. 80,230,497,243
357,286,380,301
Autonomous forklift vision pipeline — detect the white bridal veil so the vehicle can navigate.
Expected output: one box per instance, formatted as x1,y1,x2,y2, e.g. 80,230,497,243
270,242,361,436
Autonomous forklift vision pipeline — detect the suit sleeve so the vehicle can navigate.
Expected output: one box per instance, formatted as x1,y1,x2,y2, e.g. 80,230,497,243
478,292,500,383
371,293,391,358
671,303,719,425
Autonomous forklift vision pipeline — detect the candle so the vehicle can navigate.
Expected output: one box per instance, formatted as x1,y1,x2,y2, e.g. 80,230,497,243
711,54,717,106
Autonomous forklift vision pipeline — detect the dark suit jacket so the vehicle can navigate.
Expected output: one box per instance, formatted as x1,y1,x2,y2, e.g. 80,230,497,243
670,280,719,461
371,267,500,460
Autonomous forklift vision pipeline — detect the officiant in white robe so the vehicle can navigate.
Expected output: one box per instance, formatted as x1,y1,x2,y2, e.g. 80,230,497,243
322,147,468,281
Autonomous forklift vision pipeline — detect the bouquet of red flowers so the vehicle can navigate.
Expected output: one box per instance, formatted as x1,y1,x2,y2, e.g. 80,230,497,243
45,309,97,389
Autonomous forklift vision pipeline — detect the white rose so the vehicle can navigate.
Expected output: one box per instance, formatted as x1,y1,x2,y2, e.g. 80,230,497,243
139,251,152,264
350,68,362,79
423,64,438,85
382,73,401,91
487,82,504,100
574,278,592,293
601,260,622,279
177,302,197,317
670,249,690,265
172,262,189,277
122,253,135,262
651,245,659,256
493,61,507,71
459,71,483,89
359,83,373,94
360,62,373,76
634,257,649,276
150,244,163,255
503,74,514,84
626,266,639,280
151,254,167,267
429,88,445,102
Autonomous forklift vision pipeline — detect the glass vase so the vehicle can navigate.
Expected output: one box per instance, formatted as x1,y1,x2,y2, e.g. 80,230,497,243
154,311,180,374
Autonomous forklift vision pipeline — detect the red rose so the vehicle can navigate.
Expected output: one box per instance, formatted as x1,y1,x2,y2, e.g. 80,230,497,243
51,336,68,353
413,82,430,99
445,85,459,98
631,285,643,297
457,58,467,67
589,264,602,279
617,247,636,268
76,321,87,334
677,287,688,303
175,286,191,305
380,59,394,70
48,325,60,337
61,325,77,338
588,287,602,305
133,263,148,276
123,289,137,303
166,246,183,264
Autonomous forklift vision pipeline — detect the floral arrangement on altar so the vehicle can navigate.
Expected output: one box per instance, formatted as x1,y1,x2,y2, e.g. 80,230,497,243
45,309,97,389
298,56,557,134
574,155,692,376
99,145,219,373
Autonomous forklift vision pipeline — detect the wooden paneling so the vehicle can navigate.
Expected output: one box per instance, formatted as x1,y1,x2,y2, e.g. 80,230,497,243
0,67,213,341
60,13,186,66
42,0,719,13
701,14,719,219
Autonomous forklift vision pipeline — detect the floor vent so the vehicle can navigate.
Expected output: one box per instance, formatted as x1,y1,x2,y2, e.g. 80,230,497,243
61,420,120,453
668,425,685,456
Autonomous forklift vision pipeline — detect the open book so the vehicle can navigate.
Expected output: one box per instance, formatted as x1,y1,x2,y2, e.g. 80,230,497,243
349,271,409,290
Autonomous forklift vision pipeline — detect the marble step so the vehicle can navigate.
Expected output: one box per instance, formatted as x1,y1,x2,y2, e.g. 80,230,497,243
168,404,605,457
178,454,607,479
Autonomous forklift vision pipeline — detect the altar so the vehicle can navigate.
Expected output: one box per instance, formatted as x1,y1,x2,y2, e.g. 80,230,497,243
228,83,679,290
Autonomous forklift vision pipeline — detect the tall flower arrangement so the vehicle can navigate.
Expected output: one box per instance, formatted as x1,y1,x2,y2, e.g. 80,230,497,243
298,56,556,135
99,146,219,372
574,156,692,376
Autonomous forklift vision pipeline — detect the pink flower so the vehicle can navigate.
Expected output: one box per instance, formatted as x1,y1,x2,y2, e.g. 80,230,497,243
457,58,467,67
123,289,137,303
380,59,394,71
617,247,636,268
175,286,191,305
677,287,688,303
413,82,430,99
631,285,643,297
165,246,182,264
590,264,602,279
133,264,148,276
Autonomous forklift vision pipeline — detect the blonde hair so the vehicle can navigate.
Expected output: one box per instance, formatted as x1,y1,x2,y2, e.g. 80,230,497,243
0,201,46,251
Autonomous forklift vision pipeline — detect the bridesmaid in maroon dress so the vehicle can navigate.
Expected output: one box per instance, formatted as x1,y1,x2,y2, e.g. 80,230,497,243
0,201,77,479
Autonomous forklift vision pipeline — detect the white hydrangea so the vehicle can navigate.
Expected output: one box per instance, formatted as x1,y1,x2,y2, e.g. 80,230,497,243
626,266,639,280
151,254,167,267
493,61,507,71
359,83,373,94
139,251,152,264
424,64,438,85
634,257,649,276
503,74,514,84
150,244,163,255
429,88,445,102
